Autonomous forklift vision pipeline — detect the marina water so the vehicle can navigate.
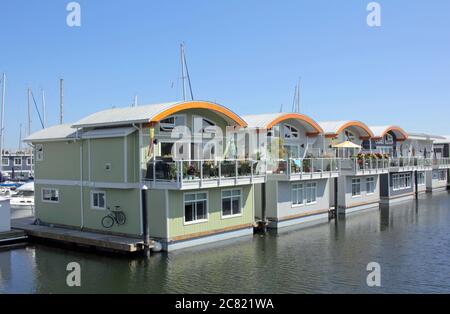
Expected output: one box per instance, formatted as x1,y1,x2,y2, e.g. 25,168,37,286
1,192,450,293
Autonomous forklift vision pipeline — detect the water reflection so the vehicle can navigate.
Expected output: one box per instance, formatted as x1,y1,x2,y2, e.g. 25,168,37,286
1,192,450,293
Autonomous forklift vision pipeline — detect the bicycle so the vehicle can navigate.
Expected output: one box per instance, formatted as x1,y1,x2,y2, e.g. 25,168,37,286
101,206,127,228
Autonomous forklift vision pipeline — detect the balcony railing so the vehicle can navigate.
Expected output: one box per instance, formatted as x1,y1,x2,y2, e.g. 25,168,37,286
432,158,450,168
143,159,266,189
389,157,432,169
270,158,341,179
340,157,390,173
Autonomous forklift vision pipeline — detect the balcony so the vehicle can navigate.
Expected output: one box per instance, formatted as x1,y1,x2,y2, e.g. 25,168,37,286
388,157,432,172
340,157,390,175
142,159,266,189
268,158,340,181
431,158,450,169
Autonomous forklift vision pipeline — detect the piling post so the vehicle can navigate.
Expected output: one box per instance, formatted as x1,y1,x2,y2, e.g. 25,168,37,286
141,184,151,257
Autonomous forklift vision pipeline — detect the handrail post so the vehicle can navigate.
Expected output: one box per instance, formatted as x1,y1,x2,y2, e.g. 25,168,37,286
200,160,203,186
153,160,156,182
235,159,238,180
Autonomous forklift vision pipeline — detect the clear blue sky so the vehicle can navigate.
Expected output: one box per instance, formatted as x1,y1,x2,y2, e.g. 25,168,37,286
1,0,450,148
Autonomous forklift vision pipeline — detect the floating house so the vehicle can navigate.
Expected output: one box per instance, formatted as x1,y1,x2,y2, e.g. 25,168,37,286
243,113,339,229
315,121,385,214
25,100,266,251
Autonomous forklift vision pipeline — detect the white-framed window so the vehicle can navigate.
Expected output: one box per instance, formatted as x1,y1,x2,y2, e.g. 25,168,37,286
221,189,242,218
26,157,33,166
435,170,447,182
159,114,186,132
283,124,299,139
291,183,304,206
345,130,356,142
352,178,361,197
384,133,394,145
184,192,208,224
42,188,59,203
305,182,317,204
90,191,106,210
36,144,44,161
1,158,9,166
366,177,375,194
417,172,425,185
14,158,22,166
284,144,300,158
392,173,412,191
193,116,217,135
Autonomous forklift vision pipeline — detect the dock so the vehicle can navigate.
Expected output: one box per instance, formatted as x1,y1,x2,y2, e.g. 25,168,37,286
0,229,28,249
11,218,152,254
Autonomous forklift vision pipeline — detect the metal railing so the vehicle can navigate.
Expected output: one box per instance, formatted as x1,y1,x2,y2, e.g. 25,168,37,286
143,159,266,185
339,157,390,172
389,157,431,168
432,158,450,167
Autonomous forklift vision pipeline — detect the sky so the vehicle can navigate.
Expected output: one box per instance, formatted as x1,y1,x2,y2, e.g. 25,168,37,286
1,0,450,148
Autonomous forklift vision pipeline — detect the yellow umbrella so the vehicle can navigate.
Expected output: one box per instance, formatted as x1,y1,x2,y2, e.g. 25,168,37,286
332,141,362,149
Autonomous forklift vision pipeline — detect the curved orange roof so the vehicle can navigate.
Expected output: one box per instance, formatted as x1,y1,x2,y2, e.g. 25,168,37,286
150,101,247,127
335,121,374,138
266,113,323,134
371,126,408,141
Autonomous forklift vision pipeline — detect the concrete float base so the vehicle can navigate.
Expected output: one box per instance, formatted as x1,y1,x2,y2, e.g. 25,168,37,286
380,194,415,206
426,187,448,193
337,202,380,215
162,227,254,252
267,212,330,229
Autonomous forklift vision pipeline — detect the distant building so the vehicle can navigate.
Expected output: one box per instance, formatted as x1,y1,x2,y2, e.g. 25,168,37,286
1,149,34,180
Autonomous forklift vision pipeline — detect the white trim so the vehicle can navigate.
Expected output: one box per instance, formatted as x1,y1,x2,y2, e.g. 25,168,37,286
88,139,92,181
14,157,22,166
90,190,107,210
41,187,60,203
351,178,361,197
220,187,243,219
183,190,209,225
138,125,143,236
1,157,9,166
124,135,128,183
165,189,170,238
34,179,140,189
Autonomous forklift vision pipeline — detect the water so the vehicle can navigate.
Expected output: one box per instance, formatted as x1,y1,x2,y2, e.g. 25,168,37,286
1,192,450,294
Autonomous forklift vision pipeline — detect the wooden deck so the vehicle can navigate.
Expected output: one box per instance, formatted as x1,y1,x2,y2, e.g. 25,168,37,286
11,218,149,253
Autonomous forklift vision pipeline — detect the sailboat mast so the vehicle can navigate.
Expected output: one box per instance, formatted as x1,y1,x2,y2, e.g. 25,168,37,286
180,44,186,101
0,73,5,172
27,88,32,135
60,79,64,124
41,89,47,128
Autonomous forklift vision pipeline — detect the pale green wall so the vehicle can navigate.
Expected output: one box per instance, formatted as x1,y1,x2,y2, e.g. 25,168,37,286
166,186,254,239
148,189,167,239
90,137,125,183
35,141,81,180
35,183,82,227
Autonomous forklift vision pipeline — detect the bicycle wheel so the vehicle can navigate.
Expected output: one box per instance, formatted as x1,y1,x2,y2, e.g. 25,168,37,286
101,215,115,228
115,212,126,225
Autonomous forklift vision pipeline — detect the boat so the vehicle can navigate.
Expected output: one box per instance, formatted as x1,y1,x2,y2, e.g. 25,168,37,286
10,181,34,219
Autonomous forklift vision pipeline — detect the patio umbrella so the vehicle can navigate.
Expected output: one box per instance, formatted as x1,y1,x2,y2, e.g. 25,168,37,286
332,141,362,149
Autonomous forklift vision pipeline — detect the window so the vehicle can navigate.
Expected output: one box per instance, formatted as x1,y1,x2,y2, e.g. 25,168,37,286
417,172,425,185
184,192,208,224
435,170,447,182
345,130,356,142
36,144,44,161
366,177,375,194
384,133,394,145
291,183,304,206
283,124,299,139
193,116,217,135
91,191,106,210
392,173,412,191
26,157,33,166
221,189,242,217
14,158,22,166
284,144,300,158
352,178,361,197
159,115,186,132
2,158,9,166
305,182,317,204
42,188,59,203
